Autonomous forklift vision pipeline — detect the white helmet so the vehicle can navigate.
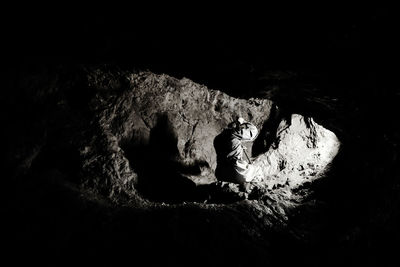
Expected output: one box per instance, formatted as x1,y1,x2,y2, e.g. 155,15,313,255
238,117,245,124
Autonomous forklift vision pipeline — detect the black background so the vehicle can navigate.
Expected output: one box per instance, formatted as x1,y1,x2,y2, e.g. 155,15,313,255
4,3,399,93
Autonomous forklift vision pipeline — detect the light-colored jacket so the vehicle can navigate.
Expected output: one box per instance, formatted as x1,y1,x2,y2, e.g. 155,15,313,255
227,122,258,161
215,122,259,184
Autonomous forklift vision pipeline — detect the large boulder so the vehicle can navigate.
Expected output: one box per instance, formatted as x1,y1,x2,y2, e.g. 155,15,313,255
253,114,340,188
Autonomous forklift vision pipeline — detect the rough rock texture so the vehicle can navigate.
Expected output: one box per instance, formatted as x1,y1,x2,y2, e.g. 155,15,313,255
253,114,340,188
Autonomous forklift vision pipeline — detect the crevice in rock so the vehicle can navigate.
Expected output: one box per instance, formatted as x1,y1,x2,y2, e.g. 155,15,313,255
252,103,281,156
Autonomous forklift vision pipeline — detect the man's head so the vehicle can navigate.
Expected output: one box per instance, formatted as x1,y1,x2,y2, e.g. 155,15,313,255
228,117,247,132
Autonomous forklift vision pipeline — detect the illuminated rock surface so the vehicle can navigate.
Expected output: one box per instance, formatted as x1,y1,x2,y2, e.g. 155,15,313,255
253,114,340,188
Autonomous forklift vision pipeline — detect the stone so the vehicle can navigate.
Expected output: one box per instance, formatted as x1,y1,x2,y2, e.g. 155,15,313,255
252,114,340,188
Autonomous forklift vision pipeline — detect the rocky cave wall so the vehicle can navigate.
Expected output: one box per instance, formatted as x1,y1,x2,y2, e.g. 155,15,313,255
77,68,340,202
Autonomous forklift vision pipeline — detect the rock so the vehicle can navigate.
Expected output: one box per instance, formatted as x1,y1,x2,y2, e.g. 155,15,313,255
252,114,340,188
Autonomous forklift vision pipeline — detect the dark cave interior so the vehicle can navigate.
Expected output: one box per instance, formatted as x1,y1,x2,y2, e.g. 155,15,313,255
4,4,400,267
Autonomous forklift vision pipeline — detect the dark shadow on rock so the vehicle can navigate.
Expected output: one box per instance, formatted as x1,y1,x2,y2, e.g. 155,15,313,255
252,103,283,156
122,113,204,203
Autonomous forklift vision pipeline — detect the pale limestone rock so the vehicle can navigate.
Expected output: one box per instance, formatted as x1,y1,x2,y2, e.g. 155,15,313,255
252,114,340,188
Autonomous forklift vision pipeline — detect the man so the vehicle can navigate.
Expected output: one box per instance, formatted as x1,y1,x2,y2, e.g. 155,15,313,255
214,117,260,184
